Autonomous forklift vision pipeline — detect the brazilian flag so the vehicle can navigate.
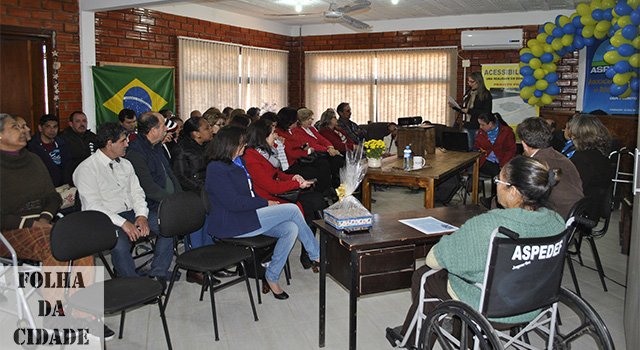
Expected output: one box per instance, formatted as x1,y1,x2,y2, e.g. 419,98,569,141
92,66,175,125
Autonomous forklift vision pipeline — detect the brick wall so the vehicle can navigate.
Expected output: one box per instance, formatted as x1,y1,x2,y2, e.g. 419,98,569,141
94,8,291,116
289,25,580,111
1,0,82,120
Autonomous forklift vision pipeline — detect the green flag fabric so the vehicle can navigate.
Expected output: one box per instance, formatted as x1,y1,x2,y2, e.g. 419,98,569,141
92,66,175,125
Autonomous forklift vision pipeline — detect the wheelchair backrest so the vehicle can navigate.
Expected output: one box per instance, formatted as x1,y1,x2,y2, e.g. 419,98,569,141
480,226,571,319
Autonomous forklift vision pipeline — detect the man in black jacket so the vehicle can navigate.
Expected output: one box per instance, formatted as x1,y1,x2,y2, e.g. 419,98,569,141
58,111,98,184
27,114,72,186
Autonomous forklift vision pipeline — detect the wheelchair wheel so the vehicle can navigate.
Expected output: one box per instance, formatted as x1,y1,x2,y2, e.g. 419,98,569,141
549,287,615,350
418,300,502,350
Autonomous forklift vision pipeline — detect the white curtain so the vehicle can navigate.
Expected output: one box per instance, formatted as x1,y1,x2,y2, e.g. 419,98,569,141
305,48,457,126
305,51,375,125
179,38,240,117
377,48,457,125
241,47,288,111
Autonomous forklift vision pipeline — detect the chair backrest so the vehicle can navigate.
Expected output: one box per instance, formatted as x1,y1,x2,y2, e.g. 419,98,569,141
50,210,117,262
157,191,206,238
479,226,571,319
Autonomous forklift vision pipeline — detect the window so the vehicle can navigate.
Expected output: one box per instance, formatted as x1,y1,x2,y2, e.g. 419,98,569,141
179,37,288,115
305,47,457,126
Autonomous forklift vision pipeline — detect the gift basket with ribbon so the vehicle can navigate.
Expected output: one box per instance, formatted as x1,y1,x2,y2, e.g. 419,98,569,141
323,148,373,232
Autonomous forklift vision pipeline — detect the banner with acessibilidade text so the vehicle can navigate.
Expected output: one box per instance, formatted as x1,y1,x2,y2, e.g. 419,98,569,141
481,64,537,129
92,66,175,126
582,38,638,115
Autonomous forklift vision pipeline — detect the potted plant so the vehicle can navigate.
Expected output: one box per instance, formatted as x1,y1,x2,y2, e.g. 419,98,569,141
364,139,385,168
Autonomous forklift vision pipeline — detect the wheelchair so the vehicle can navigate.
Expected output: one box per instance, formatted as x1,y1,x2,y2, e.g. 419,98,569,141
399,217,615,350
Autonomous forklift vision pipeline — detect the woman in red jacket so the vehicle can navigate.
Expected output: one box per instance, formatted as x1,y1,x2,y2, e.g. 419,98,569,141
317,108,356,153
473,112,516,195
293,108,344,188
244,118,328,269
275,107,333,196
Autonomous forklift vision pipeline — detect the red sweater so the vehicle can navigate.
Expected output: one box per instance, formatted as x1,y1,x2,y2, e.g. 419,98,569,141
275,127,308,166
292,126,332,152
318,127,355,153
473,124,516,167
243,148,304,213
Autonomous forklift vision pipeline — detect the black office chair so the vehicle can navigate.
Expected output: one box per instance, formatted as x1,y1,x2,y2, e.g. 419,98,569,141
158,191,258,341
200,188,291,304
564,197,597,297
49,210,172,349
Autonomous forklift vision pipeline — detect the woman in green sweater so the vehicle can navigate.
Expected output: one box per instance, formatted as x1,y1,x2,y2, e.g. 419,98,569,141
388,156,566,347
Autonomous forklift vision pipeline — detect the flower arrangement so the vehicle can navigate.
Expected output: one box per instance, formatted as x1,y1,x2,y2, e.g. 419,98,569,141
364,139,385,159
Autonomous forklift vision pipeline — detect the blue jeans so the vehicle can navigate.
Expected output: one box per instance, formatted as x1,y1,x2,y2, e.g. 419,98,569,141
186,214,212,250
236,203,320,283
111,210,174,279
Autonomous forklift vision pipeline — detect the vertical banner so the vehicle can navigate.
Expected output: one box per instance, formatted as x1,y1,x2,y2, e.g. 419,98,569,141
582,39,638,115
482,64,536,127
92,66,175,125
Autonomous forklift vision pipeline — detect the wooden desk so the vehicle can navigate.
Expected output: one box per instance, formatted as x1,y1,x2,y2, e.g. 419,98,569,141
362,149,482,210
314,205,486,350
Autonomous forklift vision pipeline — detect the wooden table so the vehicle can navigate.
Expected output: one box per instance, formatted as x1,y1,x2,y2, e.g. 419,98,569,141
313,205,486,350
362,149,482,210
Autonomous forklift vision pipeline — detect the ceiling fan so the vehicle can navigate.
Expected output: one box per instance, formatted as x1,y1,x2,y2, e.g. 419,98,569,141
265,0,373,30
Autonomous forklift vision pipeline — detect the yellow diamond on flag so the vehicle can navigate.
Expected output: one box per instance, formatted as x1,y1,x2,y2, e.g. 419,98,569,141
102,78,168,115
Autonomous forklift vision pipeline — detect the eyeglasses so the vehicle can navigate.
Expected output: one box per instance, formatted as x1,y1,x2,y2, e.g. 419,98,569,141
493,175,511,187
468,80,476,84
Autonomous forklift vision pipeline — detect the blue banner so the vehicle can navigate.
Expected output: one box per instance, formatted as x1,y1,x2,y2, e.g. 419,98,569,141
583,39,638,115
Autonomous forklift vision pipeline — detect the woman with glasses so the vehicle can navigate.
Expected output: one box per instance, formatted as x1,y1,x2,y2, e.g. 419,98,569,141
317,108,356,154
387,156,565,346
449,71,493,148
202,108,227,136
204,126,320,300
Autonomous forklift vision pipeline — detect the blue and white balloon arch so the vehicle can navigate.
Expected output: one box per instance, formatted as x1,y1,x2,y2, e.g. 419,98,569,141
519,0,639,106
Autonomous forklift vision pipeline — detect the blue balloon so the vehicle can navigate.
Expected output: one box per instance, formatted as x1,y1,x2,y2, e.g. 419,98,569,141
555,15,564,26
545,72,559,83
613,22,621,31
541,52,554,63
615,3,633,16
538,27,546,34
546,35,555,44
606,44,618,52
556,48,567,56
609,27,617,37
566,44,575,53
610,83,627,97
584,36,595,46
572,15,584,28
520,66,534,76
630,77,639,92
521,53,534,63
523,75,537,86
552,27,564,38
545,84,560,95
523,98,529,103
577,27,583,36
574,35,585,50
534,90,544,98
592,9,604,21
603,8,614,21
614,60,632,73
631,9,640,26
519,81,526,89
619,43,635,57
563,23,576,35
622,24,639,41
605,66,617,79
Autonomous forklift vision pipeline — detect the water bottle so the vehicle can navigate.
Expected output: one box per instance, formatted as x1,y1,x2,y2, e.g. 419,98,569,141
403,145,412,170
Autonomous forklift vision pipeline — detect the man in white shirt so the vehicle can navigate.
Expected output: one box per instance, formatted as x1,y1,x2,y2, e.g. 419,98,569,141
73,122,166,279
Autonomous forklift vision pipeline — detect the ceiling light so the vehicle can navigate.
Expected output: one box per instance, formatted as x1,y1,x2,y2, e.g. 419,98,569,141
391,0,399,4
295,4,302,12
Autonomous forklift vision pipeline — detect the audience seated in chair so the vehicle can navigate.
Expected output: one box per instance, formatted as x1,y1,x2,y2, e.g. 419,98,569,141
58,111,98,184
336,102,367,144
27,114,72,186
317,108,357,154
73,122,173,289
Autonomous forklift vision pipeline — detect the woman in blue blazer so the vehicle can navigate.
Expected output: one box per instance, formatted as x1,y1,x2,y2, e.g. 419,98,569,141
205,126,320,299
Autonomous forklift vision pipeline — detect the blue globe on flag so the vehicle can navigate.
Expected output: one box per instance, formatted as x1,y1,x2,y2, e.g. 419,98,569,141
123,86,153,116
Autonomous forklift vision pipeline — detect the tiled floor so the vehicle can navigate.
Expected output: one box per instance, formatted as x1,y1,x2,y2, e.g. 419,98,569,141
1,185,629,349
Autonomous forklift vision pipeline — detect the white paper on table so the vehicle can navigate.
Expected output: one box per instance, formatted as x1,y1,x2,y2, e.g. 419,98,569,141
447,95,461,110
399,216,459,235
